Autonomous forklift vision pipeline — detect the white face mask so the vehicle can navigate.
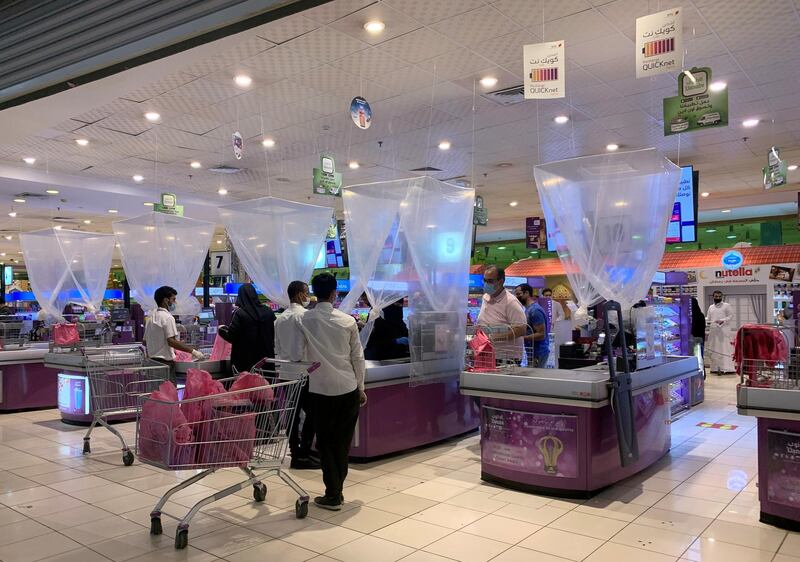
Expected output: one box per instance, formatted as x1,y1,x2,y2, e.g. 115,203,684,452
301,299,310,308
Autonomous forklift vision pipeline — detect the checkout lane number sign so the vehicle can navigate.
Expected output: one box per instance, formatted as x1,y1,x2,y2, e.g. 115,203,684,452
210,251,231,276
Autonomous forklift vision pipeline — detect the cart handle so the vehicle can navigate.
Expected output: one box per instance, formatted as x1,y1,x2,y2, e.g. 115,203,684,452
251,356,321,374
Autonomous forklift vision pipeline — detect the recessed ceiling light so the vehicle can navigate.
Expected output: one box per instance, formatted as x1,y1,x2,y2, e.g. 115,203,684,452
614,200,628,207
132,174,144,182
727,234,737,239
706,228,717,233
144,112,161,122
22,157,35,164
496,162,513,168
788,165,798,171
438,140,451,150
143,202,154,206
53,226,63,230
479,76,498,88
675,246,683,249
709,81,727,92
701,191,710,197
262,138,276,148
554,115,569,124
742,118,759,128
218,188,228,195
606,143,619,151
363,20,385,34
234,74,252,87
75,139,89,146
13,198,25,203
509,201,518,207
0,253,5,257
190,161,202,169
3,235,12,240
216,239,223,244
497,246,506,250
348,161,360,169
721,209,731,213
8,212,17,217
108,209,119,214
46,189,59,194
83,220,91,224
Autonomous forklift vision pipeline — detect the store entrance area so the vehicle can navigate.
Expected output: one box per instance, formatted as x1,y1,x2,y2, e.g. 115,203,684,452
0,376,788,562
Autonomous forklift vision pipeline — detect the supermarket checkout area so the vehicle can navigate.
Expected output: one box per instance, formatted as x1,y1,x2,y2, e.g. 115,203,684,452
460,355,701,497
0,342,60,411
350,358,480,460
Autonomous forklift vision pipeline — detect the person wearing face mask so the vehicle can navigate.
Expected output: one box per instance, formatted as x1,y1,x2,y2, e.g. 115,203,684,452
143,285,204,378
274,280,319,470
218,283,276,374
515,283,549,367
477,266,528,361
706,290,735,374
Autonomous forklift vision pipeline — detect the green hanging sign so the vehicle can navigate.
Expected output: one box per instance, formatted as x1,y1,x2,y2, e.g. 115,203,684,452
663,67,729,136
312,154,342,197
154,192,184,216
763,147,788,190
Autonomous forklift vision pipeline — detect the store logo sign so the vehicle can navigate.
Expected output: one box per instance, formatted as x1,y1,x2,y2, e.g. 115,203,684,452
721,250,743,270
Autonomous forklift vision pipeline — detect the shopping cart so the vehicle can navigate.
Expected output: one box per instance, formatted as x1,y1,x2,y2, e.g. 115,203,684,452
0,321,28,349
50,319,114,352
83,347,170,465
736,324,799,389
465,324,525,373
137,358,318,549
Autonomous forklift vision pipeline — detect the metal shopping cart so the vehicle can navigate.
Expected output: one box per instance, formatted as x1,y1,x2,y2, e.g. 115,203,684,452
137,358,318,549
83,347,170,465
465,324,525,373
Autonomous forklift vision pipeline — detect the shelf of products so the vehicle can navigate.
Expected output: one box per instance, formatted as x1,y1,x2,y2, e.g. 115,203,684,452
773,283,799,320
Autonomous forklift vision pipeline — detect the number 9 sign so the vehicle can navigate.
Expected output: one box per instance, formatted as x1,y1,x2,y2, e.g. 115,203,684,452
436,232,463,263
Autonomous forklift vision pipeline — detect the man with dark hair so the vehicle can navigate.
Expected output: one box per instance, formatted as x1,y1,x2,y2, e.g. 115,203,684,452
477,265,527,361
143,286,204,376
274,280,318,470
300,272,366,510
515,283,549,367
542,287,566,322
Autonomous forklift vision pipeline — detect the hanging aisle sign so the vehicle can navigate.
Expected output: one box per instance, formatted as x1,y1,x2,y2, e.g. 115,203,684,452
312,154,342,197
232,131,243,160
523,41,565,99
636,7,682,78
350,97,372,129
154,192,184,217
663,67,728,136
526,217,545,249
764,147,788,190
473,195,488,226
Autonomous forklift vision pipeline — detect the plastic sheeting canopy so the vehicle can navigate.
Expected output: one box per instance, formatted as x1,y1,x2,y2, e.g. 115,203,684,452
534,148,680,312
112,212,213,315
340,176,474,382
19,228,115,321
219,197,333,308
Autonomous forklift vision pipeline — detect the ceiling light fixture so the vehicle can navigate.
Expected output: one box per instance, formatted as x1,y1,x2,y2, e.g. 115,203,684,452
75,139,89,146
13,198,26,203
262,138,276,148
709,81,727,92
363,20,385,34
190,161,202,169
701,191,710,197
614,201,628,207
144,112,161,122
497,246,506,250
46,189,59,194
789,165,798,171
83,220,91,224
727,234,737,239
742,118,759,128
721,209,731,213
348,161,360,169
22,157,35,164
107,209,119,214
218,188,228,195
234,74,252,87
143,202,154,206
554,115,569,124
3,235,12,240
132,174,144,182
509,201,518,207
606,143,619,151
8,212,17,218
438,140,451,150
479,76,498,88
216,239,223,244
53,226,63,230
706,228,717,233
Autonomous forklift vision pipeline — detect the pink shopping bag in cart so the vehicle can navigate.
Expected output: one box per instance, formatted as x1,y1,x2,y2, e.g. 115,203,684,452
196,408,256,467
182,369,225,425
209,334,232,361
469,328,496,372
229,372,274,404
53,323,80,346
138,382,196,468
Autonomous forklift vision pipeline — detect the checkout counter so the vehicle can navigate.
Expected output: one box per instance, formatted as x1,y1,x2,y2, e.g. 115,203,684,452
0,342,60,411
350,358,480,460
460,356,700,497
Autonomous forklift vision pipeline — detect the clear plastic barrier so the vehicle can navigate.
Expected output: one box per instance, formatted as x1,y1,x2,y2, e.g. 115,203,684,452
20,228,115,321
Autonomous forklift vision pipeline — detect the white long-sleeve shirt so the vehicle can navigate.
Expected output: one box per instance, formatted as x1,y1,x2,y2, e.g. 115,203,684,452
274,304,306,362
299,302,365,396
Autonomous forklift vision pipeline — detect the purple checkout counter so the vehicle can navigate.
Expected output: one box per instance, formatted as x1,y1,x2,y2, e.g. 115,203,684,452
460,356,699,497
350,359,480,460
738,384,800,530
0,344,60,411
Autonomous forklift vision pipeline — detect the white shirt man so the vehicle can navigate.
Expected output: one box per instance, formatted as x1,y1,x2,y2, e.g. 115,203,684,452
706,291,735,373
144,307,179,361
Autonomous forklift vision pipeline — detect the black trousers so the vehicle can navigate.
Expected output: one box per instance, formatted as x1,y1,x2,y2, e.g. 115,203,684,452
311,389,360,499
289,380,315,458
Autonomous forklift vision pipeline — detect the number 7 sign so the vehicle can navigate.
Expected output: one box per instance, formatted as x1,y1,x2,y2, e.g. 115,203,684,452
209,251,231,276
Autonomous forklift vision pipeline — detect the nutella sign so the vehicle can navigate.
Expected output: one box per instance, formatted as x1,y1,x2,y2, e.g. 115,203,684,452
699,266,764,285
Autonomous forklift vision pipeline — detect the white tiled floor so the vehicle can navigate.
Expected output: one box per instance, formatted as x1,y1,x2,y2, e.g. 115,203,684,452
1,375,798,561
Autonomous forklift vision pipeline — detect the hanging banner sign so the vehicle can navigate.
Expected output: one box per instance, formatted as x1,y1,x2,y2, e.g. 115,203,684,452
312,154,342,197
525,217,546,249
663,67,729,136
636,7,682,78
764,147,788,190
523,41,565,99
154,192,184,216
350,97,372,130
232,131,243,160
473,195,488,226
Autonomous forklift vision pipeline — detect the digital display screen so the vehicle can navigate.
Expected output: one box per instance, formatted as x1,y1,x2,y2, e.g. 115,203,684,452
3,265,12,287
314,221,348,269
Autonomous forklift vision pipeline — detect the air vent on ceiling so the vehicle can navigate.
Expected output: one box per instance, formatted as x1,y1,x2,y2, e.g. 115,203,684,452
481,84,525,106
208,165,241,174
275,177,291,183
14,192,48,199
410,166,443,172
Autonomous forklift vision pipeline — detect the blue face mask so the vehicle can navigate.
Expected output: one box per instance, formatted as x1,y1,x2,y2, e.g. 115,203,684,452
167,302,177,312
483,283,496,295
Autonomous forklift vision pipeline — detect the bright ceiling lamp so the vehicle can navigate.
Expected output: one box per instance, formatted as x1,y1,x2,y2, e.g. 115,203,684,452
348,161,360,169
788,165,798,171
108,209,119,213
364,20,385,34
83,220,92,224
132,174,144,182
606,143,619,151
190,161,202,169
234,74,252,87
554,115,569,124
218,188,228,195
262,138,276,148
46,189,59,194
742,118,759,128
438,140,451,150
509,201,518,207
75,139,89,146
22,157,35,164
7,212,16,217
143,202,154,206
479,76,498,88
144,112,161,122
709,81,727,92
13,198,25,203
701,191,710,197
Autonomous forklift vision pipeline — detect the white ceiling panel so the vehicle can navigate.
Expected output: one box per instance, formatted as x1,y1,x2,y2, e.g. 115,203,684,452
254,13,319,44
432,5,522,46
378,27,460,64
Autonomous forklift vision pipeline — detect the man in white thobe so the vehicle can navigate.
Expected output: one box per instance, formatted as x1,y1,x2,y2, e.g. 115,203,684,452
706,290,735,374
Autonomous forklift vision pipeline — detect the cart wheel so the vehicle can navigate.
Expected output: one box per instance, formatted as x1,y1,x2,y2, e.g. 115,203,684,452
253,482,267,502
175,529,188,550
82,440,91,454
295,499,308,519
150,517,162,535
122,450,134,466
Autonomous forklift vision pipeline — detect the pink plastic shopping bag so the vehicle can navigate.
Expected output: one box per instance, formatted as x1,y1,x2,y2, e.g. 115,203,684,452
209,334,232,361
138,381,196,467
196,408,256,467
53,323,80,346
468,328,496,371
182,368,225,425
229,372,274,404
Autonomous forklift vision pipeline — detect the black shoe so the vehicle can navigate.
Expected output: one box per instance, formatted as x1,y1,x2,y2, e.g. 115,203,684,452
314,495,342,511
290,457,321,470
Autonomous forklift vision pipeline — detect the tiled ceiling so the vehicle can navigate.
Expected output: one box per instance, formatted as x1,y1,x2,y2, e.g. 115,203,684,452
1,0,800,262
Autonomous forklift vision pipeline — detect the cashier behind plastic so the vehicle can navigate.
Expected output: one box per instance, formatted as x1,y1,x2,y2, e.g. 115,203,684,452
476,266,528,360
143,286,204,364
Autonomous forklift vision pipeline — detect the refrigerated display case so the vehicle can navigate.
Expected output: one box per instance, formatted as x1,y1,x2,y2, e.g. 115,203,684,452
650,296,698,415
